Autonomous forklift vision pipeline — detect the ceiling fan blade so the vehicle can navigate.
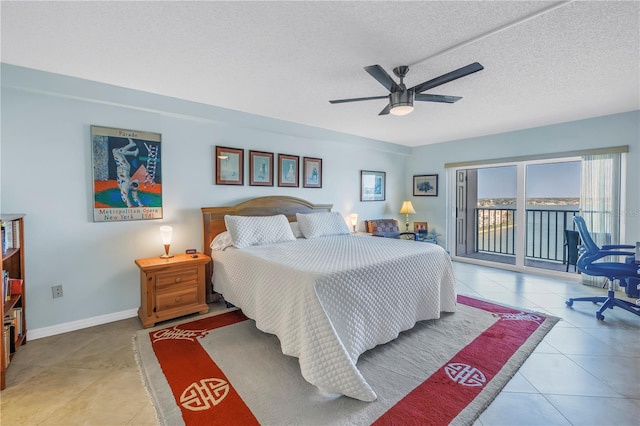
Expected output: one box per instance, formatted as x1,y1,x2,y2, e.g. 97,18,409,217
410,62,483,94
378,104,391,116
365,65,401,93
414,93,462,103
329,95,389,104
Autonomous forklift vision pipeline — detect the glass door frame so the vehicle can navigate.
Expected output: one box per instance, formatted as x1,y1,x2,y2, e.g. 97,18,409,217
447,156,584,279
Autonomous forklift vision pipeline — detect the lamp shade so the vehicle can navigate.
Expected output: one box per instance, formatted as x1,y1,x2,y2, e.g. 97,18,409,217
350,213,358,226
160,226,173,245
399,201,416,214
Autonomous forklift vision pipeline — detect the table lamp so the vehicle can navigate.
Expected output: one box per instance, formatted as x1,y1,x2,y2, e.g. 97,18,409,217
399,201,416,232
350,213,358,233
159,225,174,258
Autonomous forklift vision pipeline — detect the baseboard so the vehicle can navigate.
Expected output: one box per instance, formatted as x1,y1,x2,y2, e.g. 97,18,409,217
28,308,139,340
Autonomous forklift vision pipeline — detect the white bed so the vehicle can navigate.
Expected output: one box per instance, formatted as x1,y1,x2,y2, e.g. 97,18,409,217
202,196,456,402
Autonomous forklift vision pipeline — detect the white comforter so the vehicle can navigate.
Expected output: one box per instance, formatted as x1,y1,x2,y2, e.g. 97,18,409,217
212,235,456,401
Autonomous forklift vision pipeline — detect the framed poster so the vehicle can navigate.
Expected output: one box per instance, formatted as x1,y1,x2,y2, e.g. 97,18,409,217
216,146,244,185
413,174,438,196
249,150,274,186
360,170,386,201
302,157,322,188
91,125,163,222
278,154,299,187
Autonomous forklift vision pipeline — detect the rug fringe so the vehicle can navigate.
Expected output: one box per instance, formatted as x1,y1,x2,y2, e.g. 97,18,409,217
132,335,162,426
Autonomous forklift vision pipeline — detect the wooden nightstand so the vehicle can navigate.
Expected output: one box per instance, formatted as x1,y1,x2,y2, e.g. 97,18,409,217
135,253,211,328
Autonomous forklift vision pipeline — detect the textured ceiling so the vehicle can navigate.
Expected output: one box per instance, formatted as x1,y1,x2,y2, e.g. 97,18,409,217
1,1,638,147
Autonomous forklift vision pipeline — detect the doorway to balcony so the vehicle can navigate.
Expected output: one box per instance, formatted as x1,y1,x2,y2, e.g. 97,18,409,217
453,159,581,275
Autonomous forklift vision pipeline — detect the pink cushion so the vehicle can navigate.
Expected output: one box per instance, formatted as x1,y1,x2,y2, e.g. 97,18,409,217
365,219,400,234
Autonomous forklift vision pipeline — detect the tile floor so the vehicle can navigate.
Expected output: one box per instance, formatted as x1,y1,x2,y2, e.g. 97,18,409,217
1,262,639,425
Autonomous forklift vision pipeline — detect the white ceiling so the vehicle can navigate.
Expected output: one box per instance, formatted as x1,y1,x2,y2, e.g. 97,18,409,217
1,1,638,147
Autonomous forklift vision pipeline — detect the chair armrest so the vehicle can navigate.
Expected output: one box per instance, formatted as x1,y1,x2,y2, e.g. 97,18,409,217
589,250,635,261
602,244,635,250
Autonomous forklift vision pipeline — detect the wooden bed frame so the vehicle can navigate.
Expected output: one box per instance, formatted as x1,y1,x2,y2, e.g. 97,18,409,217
201,196,332,299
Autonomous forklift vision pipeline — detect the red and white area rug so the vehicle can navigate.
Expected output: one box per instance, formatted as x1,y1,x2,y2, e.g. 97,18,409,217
134,295,559,425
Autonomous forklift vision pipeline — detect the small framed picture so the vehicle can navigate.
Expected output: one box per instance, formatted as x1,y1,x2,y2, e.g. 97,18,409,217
414,221,428,233
215,146,244,185
278,154,299,187
360,170,386,201
249,150,274,186
413,174,438,196
302,157,322,188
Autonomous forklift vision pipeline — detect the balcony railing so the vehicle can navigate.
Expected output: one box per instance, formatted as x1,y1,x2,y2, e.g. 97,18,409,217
475,207,580,263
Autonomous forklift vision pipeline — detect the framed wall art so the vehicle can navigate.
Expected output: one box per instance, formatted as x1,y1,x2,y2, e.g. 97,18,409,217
249,150,274,186
302,157,322,188
413,221,428,232
216,146,244,185
91,125,163,222
278,154,299,187
413,174,438,196
360,170,386,201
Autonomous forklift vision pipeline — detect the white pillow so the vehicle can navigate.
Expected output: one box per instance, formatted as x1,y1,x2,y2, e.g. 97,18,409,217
290,222,304,238
224,214,296,249
210,231,233,251
296,212,351,239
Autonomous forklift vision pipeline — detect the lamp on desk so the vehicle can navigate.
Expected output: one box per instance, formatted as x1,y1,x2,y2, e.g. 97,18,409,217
399,201,416,232
159,225,174,258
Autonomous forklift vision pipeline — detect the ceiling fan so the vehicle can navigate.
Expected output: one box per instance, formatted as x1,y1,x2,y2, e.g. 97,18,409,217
329,62,484,116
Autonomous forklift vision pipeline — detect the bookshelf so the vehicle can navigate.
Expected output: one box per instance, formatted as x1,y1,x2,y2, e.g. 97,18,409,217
1,214,26,390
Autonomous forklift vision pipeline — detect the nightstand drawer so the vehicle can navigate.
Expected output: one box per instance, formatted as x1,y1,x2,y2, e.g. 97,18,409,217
156,284,199,311
155,268,199,290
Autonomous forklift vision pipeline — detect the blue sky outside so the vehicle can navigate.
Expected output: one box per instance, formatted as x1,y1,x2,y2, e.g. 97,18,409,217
477,161,581,199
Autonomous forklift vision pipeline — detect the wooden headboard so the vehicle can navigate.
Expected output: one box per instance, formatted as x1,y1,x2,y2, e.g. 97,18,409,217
201,195,333,261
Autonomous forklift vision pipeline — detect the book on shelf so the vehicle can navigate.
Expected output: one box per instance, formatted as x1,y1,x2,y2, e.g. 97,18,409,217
1,219,19,253
4,309,21,341
3,325,9,367
12,220,20,249
2,270,9,302
12,308,23,338
9,279,23,296
3,321,15,353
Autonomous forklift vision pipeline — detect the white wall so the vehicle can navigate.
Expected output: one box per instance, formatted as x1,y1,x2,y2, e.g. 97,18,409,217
406,110,640,248
1,64,409,333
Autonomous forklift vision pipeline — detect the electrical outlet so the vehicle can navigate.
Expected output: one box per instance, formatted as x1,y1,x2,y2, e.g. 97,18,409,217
52,285,63,298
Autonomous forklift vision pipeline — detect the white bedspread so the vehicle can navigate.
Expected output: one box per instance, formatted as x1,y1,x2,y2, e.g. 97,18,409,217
212,235,456,401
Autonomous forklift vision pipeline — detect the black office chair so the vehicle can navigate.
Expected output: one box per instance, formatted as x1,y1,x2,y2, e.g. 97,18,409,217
565,216,640,320
564,230,580,272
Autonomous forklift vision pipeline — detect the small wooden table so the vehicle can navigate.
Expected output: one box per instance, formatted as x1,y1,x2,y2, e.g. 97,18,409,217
135,253,211,328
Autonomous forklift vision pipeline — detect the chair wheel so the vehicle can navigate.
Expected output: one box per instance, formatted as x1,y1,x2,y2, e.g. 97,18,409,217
566,300,573,307
596,313,605,320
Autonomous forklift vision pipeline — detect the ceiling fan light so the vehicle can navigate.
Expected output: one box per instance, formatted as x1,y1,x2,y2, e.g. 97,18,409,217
390,104,414,116
389,90,414,116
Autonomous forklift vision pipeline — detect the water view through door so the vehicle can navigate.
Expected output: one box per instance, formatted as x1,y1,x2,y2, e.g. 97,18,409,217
455,160,581,274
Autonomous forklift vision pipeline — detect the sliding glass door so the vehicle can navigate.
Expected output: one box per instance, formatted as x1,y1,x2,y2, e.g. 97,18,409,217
524,161,581,270
453,159,583,274
455,166,517,266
